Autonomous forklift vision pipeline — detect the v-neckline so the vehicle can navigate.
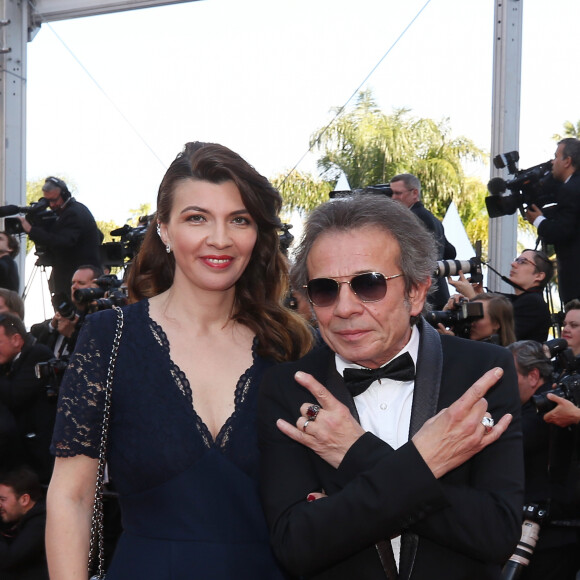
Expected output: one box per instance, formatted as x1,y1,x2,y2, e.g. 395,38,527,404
144,299,257,449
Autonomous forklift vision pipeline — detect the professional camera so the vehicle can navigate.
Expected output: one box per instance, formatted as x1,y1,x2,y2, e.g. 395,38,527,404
485,151,554,218
501,503,548,580
532,339,580,415
35,357,69,398
73,274,123,305
424,298,484,339
0,197,58,265
52,293,77,322
100,216,153,267
434,241,483,284
0,197,51,232
87,289,129,313
329,183,393,199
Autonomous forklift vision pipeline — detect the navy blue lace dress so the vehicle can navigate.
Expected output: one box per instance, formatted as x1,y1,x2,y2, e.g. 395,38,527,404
51,299,286,580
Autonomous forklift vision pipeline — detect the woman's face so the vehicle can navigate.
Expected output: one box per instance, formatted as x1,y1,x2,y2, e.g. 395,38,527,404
562,309,580,356
160,179,258,295
469,300,499,341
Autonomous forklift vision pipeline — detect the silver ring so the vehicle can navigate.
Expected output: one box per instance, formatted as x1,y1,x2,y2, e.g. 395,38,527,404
481,416,494,433
303,419,312,432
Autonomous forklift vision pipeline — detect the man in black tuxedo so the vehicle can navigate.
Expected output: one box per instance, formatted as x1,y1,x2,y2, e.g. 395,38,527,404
526,138,580,305
259,195,523,579
390,173,456,310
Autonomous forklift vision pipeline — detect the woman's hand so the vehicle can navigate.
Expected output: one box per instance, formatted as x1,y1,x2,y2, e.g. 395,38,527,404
276,371,365,469
447,271,480,299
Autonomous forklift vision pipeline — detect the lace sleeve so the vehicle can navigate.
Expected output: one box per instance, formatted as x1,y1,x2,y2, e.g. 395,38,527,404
51,310,117,458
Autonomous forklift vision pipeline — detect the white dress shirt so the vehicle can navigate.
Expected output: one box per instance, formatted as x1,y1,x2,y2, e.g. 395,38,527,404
335,324,420,568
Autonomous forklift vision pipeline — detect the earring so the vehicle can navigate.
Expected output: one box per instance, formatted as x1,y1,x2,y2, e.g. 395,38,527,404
157,222,171,253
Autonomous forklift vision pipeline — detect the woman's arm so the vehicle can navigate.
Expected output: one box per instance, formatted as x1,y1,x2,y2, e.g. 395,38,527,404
46,455,99,580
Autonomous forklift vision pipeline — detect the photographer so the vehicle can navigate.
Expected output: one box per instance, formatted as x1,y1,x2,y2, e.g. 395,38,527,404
30,265,102,359
390,173,456,309
507,340,580,579
0,314,53,484
449,249,553,342
438,292,516,346
17,177,102,299
525,138,580,305
542,300,580,428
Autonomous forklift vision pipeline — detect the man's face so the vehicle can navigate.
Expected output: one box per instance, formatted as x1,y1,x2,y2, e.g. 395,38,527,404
0,484,25,524
389,180,418,209
306,226,429,368
552,143,572,182
0,326,22,364
71,268,99,309
43,187,65,211
509,250,544,291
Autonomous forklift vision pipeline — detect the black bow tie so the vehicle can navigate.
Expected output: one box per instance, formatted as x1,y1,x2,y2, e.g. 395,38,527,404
343,352,415,397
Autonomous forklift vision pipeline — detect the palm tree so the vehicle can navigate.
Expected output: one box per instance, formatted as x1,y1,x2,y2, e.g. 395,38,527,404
553,119,580,141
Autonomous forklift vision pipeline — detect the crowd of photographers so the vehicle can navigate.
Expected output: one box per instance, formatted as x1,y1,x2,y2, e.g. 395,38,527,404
1,138,580,578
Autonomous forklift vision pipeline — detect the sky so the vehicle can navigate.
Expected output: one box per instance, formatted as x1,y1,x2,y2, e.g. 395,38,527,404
24,0,580,227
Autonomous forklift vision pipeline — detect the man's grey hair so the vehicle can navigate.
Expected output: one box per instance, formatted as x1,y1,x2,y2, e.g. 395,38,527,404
291,195,436,304
507,340,553,383
390,173,422,196
558,137,580,170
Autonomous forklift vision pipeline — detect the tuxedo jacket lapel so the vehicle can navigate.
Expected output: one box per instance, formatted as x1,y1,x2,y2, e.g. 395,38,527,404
399,318,443,580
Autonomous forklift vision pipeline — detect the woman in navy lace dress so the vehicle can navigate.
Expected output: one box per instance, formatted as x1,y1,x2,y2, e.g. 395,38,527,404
46,142,313,579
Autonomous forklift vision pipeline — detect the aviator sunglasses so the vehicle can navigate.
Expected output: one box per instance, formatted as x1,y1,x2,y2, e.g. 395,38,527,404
304,272,403,307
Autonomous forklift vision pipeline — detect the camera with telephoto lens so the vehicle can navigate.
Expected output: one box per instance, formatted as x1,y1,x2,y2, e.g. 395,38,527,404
501,503,548,580
531,338,580,415
435,241,483,285
73,274,123,305
329,183,393,199
486,151,554,218
87,289,129,313
35,357,70,398
424,298,484,339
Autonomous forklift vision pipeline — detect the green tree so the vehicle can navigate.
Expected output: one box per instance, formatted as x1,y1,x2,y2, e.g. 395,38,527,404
127,203,153,227
272,171,333,216
278,89,489,249
553,119,580,141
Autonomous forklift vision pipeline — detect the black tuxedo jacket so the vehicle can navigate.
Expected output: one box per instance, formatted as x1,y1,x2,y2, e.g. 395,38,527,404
259,321,523,579
28,198,102,299
410,202,456,310
537,172,580,304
